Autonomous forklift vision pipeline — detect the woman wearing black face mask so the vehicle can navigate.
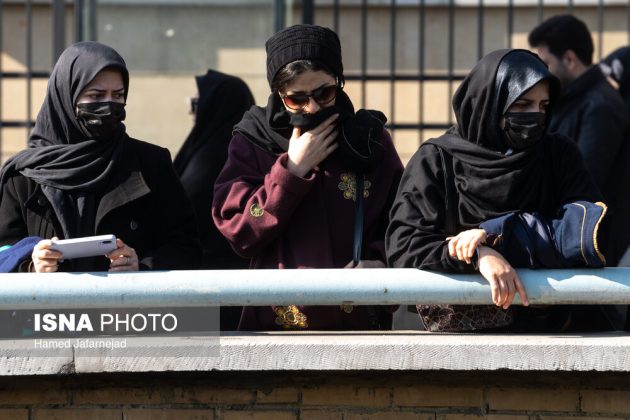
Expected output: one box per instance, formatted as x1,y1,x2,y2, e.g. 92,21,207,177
386,49,611,332
212,24,404,331
0,41,200,272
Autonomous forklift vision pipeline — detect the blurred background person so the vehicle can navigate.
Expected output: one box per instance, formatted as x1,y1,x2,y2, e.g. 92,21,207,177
174,70,255,330
529,14,630,269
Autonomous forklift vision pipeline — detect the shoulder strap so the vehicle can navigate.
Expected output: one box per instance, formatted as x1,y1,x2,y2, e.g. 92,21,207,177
353,173,365,264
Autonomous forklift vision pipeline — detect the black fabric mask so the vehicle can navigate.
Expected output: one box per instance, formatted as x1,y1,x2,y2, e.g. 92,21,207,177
503,112,547,150
76,101,126,139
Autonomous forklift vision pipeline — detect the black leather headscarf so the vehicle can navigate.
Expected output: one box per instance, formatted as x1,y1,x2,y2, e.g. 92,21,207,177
602,46,630,106
424,49,598,222
0,41,129,237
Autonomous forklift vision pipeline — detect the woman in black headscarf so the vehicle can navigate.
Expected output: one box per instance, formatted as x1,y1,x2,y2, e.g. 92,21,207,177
386,49,608,331
0,41,200,272
174,70,254,270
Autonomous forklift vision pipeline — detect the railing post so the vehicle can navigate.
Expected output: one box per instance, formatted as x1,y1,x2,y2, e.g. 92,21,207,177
274,0,286,32
52,0,65,66
302,0,314,24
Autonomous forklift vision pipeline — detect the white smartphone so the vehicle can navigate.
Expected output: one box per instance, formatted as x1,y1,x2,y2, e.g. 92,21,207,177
50,234,118,259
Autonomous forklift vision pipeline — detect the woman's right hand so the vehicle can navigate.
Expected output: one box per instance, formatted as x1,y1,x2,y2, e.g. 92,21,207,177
31,237,64,273
477,245,529,309
447,228,487,264
287,114,339,177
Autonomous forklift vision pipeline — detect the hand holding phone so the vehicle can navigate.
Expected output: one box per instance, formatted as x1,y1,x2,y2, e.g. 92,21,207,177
50,234,118,259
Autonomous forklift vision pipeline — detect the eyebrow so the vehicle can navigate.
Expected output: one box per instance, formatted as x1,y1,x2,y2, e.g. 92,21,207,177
84,87,125,93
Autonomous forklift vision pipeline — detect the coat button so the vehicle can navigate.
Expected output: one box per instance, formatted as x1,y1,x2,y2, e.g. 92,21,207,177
37,197,46,206
130,220,138,231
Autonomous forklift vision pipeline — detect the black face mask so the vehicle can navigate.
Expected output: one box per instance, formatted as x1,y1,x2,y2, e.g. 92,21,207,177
503,112,547,150
287,106,342,132
76,101,126,139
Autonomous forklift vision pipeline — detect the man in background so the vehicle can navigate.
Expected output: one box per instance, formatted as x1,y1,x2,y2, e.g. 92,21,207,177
529,14,630,268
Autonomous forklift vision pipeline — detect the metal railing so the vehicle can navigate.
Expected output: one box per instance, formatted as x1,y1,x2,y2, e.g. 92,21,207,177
0,268,629,309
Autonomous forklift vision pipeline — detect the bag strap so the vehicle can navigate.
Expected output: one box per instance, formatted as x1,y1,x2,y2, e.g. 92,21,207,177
353,173,365,264
353,172,382,329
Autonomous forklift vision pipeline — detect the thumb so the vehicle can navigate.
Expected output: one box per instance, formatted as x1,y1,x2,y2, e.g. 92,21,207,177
291,126,301,139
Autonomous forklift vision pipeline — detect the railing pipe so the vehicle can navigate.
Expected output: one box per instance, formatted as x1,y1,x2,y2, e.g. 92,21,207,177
0,269,630,309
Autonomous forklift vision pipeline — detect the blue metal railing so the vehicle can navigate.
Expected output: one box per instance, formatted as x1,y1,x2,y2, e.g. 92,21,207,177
0,268,629,309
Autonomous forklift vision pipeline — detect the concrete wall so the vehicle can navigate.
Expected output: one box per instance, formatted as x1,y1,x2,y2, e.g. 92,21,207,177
2,2,629,164
1,370,630,419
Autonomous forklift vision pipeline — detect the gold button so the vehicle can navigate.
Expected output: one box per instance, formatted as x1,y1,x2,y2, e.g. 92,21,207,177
249,203,264,217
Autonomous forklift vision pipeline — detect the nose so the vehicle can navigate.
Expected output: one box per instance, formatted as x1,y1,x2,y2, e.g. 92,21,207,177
303,96,321,113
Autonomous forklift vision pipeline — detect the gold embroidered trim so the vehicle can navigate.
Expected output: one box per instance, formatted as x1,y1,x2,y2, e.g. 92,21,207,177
593,201,608,266
249,203,264,218
573,201,608,266
273,305,308,329
574,202,588,265
338,173,371,201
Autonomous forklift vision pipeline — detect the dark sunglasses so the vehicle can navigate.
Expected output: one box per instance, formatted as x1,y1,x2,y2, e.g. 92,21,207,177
188,96,199,115
280,85,338,110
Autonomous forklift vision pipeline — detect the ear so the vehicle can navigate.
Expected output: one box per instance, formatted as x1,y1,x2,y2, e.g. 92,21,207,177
561,50,580,71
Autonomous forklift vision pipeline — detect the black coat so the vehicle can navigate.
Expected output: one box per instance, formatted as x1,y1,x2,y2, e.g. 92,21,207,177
0,138,201,272
550,65,630,264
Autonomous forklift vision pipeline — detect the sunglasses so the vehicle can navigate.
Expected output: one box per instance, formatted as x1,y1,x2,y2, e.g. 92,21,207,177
280,84,338,111
188,96,199,115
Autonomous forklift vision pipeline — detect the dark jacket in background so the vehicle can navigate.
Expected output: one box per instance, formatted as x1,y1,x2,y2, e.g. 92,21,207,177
174,70,254,270
0,138,200,272
549,65,630,265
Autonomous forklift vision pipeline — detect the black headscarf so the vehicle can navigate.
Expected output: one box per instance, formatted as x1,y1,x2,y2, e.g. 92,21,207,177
602,46,630,106
174,70,254,268
426,49,598,222
0,41,129,237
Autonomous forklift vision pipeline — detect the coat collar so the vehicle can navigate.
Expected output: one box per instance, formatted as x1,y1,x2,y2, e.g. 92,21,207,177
559,65,605,105
95,170,150,228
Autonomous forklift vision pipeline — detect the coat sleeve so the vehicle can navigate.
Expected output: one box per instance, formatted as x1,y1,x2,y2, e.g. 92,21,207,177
553,134,604,204
363,130,404,262
385,144,474,272
137,148,202,270
212,134,318,258
573,102,626,191
0,175,29,248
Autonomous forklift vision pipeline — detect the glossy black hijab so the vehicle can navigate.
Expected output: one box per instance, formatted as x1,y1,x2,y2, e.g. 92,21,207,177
424,49,586,222
452,49,559,151
602,46,630,106
1,41,129,192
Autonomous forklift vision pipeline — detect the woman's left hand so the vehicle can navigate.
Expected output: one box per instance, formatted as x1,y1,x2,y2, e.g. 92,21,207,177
344,259,386,268
106,238,139,272
447,228,487,264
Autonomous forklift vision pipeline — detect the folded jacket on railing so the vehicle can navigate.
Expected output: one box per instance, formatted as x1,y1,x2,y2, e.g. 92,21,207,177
479,201,607,268
0,236,42,273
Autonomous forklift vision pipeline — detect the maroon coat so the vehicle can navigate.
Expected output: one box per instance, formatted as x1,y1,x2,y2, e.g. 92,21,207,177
212,131,403,330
